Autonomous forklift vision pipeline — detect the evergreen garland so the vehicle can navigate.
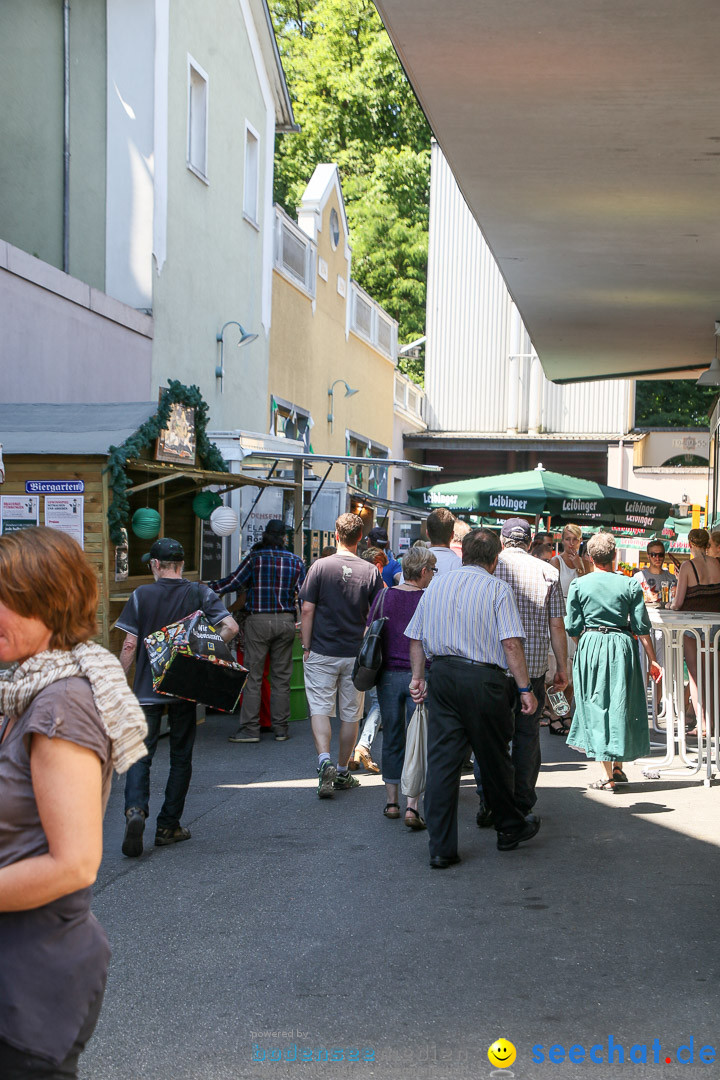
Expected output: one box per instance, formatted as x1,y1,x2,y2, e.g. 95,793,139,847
105,380,228,545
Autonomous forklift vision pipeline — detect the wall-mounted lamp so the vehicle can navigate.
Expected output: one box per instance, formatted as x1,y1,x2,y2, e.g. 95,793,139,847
327,378,358,431
696,322,720,387
216,320,258,390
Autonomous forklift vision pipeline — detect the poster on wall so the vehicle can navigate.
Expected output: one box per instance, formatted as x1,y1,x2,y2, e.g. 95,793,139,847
0,495,39,534
240,487,285,554
114,527,129,581
44,495,84,549
155,397,197,465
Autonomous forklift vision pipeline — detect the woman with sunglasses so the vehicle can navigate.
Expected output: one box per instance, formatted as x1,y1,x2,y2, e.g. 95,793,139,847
633,541,676,691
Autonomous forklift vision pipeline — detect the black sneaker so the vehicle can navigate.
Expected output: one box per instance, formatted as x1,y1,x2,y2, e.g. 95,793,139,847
317,760,337,798
334,771,360,790
155,825,192,847
122,807,146,858
476,801,494,828
497,816,541,851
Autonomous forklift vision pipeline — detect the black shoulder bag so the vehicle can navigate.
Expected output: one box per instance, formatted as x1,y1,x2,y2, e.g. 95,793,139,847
352,588,389,691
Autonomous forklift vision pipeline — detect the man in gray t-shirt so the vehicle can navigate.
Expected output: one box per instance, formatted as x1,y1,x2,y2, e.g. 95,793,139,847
299,513,383,798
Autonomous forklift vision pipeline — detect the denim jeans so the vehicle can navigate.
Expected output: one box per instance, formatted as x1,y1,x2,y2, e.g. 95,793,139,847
376,668,415,784
124,701,197,829
357,687,381,751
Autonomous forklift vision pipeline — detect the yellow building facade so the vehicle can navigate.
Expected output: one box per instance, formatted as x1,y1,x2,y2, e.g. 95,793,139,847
268,165,397,501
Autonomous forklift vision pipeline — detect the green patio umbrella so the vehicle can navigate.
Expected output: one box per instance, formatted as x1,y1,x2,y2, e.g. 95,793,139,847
407,469,671,532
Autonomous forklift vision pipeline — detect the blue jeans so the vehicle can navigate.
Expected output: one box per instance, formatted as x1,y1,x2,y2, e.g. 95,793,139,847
124,701,197,829
357,687,381,750
376,668,415,784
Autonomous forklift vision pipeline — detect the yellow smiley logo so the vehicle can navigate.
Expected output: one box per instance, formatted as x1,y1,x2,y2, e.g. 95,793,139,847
488,1039,517,1068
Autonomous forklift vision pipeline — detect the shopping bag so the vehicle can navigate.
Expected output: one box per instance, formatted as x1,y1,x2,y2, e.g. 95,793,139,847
401,702,428,798
144,609,248,713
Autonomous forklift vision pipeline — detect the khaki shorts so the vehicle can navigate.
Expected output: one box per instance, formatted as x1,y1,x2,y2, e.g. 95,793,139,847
303,652,364,722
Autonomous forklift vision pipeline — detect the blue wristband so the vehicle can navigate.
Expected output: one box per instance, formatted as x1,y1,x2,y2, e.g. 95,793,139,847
517,685,532,694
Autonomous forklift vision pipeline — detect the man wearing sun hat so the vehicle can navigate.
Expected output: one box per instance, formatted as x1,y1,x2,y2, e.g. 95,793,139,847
116,538,238,857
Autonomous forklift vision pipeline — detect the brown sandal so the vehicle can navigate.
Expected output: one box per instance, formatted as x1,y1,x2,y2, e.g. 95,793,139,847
383,803,401,818
404,807,427,830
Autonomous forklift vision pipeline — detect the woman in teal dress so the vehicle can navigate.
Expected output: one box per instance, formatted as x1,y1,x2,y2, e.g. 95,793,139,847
565,532,662,791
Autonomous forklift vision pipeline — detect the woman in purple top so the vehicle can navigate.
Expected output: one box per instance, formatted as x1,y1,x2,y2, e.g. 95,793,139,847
367,546,436,828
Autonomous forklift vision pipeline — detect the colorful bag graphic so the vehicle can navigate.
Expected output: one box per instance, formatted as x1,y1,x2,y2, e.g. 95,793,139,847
145,609,248,713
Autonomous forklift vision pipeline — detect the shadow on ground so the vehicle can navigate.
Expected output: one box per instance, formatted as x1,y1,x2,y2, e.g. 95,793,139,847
83,714,720,1080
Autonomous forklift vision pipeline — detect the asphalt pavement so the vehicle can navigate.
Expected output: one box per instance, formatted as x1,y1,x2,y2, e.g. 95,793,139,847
82,714,720,1080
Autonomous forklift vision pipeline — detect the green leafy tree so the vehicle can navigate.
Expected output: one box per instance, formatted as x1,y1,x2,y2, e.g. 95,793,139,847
635,381,717,428
271,0,431,380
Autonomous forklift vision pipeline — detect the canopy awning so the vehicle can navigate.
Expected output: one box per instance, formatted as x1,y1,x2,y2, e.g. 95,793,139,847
408,469,672,531
374,0,720,382
346,484,430,519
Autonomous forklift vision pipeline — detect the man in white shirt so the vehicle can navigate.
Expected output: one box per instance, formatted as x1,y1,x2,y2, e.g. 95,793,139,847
426,508,462,575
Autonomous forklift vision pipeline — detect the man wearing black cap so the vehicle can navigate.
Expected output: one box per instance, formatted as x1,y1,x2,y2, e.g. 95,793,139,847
475,518,567,825
116,537,238,857
368,526,402,587
209,520,306,744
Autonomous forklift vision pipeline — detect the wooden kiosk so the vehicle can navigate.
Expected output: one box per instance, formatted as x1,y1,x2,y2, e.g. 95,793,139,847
0,393,293,653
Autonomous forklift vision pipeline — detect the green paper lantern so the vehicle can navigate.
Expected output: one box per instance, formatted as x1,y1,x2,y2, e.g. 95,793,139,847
193,490,223,520
131,508,161,539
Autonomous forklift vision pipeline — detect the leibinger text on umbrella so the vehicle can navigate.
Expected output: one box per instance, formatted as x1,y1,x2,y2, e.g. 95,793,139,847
561,499,598,514
625,501,656,515
423,492,458,505
488,495,529,511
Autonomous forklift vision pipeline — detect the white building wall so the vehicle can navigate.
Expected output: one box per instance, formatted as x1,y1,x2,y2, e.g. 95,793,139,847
426,142,632,435
105,0,155,310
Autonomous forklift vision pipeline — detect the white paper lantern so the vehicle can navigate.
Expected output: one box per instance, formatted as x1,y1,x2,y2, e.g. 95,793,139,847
209,505,239,536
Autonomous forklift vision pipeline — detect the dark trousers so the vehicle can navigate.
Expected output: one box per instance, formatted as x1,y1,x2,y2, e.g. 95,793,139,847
473,672,546,813
0,987,104,1079
376,668,415,785
425,658,526,858
124,701,197,829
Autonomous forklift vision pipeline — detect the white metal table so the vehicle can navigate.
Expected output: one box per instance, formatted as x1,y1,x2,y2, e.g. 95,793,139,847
639,609,720,786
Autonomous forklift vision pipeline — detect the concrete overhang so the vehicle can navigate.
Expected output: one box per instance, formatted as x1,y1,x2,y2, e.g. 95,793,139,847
374,0,720,383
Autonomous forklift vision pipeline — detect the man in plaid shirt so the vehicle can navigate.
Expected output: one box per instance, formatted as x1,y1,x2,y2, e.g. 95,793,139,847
209,520,306,743
475,518,568,824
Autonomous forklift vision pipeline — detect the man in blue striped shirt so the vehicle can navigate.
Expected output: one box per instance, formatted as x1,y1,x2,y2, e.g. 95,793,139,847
405,528,542,867
209,520,305,743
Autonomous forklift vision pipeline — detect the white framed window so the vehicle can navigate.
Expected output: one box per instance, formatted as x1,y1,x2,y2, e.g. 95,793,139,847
273,207,316,298
345,431,389,498
349,282,397,359
243,121,260,225
187,56,209,181
270,395,313,448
